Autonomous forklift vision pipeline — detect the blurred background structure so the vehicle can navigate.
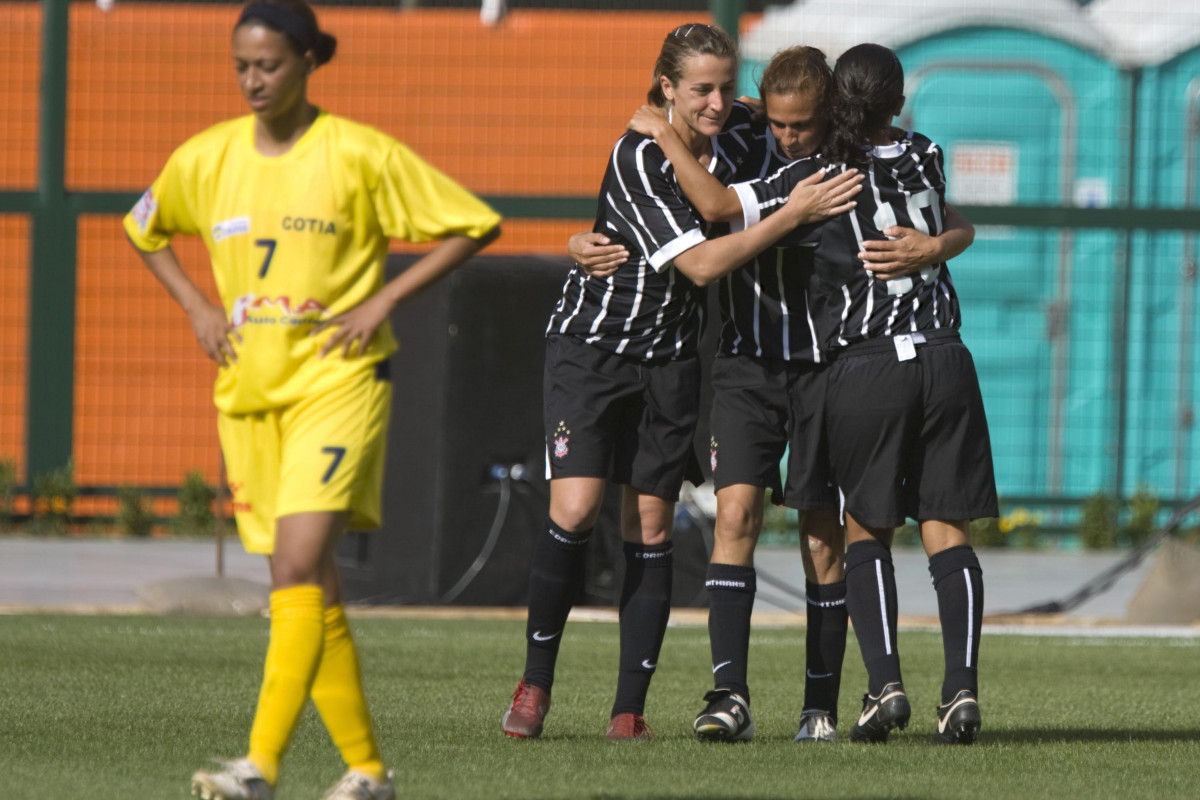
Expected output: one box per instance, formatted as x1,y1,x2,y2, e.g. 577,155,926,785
1,0,1198,603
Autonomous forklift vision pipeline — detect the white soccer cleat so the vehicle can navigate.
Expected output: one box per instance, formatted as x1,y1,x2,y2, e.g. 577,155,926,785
794,709,837,743
321,769,397,800
190,758,273,800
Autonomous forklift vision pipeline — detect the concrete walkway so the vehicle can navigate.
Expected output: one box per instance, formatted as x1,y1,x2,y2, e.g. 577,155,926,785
0,536,1160,621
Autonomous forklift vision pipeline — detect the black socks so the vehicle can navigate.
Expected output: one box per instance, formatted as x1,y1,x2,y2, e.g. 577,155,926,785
803,579,847,722
928,544,984,703
612,541,674,717
705,563,757,702
522,518,591,692
844,539,902,695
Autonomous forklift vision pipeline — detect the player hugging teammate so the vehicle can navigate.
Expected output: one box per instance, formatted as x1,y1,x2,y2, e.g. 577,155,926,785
591,40,991,745
717,42,995,745
501,23,856,743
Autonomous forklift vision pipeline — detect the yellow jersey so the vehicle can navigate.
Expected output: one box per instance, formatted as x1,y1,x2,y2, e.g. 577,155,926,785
124,111,501,415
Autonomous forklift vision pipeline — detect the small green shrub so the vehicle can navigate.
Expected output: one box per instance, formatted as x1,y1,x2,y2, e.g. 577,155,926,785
117,486,155,538
1078,492,1118,549
970,516,1007,548
0,458,17,532
1124,485,1159,547
892,522,920,547
30,461,77,536
174,470,217,537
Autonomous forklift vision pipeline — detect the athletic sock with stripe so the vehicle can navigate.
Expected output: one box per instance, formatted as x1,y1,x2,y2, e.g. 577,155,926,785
844,539,902,696
705,563,756,702
803,579,847,723
522,518,591,693
612,541,673,717
928,544,984,704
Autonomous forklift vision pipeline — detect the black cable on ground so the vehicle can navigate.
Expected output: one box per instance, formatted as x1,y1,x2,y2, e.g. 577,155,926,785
1012,493,1200,615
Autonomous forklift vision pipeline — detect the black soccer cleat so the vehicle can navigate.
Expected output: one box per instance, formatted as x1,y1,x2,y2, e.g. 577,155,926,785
849,682,911,743
693,688,754,742
933,689,981,745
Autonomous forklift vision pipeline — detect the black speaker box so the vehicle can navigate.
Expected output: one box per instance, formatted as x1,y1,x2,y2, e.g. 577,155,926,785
339,254,713,607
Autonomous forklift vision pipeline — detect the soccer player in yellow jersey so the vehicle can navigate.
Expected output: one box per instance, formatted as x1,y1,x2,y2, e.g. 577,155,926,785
123,2,500,798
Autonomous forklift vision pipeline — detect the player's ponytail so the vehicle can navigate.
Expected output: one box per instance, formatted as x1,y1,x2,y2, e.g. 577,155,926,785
236,0,337,67
313,31,338,66
824,43,904,166
648,23,738,107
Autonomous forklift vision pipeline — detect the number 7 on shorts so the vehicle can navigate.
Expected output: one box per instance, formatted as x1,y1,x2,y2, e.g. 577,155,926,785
321,446,346,483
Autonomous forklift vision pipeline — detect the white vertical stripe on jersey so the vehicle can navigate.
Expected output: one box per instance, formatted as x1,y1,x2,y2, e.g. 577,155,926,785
648,268,677,360
554,270,588,335
635,139,685,241
752,261,763,357
605,192,653,268
837,285,851,347
775,251,792,361
803,289,820,363
725,279,743,353
587,275,616,339
609,142,658,252
884,295,900,337
615,261,648,355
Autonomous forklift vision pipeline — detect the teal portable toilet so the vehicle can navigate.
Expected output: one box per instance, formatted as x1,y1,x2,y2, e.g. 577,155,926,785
741,0,1123,502
1089,0,1200,500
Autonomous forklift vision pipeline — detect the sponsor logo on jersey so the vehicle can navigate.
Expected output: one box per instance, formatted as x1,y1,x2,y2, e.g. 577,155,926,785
212,216,251,242
228,481,253,514
131,189,157,233
282,216,337,235
230,294,328,327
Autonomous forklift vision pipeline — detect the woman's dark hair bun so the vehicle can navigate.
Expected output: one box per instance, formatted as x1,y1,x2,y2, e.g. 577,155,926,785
314,32,337,65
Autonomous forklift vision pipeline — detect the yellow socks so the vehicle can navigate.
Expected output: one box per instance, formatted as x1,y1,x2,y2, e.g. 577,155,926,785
247,585,326,786
311,605,387,783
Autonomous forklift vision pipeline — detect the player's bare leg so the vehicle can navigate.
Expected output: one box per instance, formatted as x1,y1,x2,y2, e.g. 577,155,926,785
795,508,846,743
843,515,910,743
606,487,675,741
504,477,606,738
921,518,983,745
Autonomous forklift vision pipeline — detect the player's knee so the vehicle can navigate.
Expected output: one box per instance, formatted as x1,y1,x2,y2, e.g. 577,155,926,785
715,500,761,543
551,496,602,533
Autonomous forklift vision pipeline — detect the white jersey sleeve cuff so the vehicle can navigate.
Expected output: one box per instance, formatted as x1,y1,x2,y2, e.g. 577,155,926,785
648,227,706,273
732,182,761,232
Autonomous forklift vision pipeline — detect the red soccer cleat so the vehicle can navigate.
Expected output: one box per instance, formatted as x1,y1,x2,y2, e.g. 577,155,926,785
606,713,653,742
501,679,551,738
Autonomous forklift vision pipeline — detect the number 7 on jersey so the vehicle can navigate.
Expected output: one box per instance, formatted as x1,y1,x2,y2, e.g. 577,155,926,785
321,446,346,483
255,238,277,278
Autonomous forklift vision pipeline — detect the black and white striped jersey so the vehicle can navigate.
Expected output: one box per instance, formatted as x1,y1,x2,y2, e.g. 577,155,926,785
547,110,751,361
732,131,960,353
717,121,824,363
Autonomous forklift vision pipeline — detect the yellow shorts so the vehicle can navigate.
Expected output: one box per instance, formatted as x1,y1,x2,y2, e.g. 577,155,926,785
217,364,392,554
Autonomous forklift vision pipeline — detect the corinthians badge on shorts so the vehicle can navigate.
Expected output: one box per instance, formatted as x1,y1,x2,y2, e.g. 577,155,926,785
553,421,571,460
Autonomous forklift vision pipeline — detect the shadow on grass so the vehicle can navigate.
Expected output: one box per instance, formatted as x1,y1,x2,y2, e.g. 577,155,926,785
986,728,1200,744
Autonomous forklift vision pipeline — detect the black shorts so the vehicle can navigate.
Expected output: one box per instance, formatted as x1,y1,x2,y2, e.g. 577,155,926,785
708,354,836,511
543,334,702,501
825,333,999,529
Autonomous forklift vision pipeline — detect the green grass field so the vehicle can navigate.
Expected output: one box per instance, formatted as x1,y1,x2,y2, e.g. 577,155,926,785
2,615,1197,799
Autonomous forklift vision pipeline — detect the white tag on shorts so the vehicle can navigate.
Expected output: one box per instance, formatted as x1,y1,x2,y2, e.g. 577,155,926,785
894,334,917,362
886,276,914,295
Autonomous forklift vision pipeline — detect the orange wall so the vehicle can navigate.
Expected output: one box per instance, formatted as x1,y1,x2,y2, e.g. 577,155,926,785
0,217,30,481
63,5,717,198
3,6,750,487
